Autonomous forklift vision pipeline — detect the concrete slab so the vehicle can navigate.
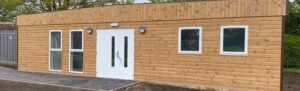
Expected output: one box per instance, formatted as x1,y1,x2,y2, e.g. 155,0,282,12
0,67,137,91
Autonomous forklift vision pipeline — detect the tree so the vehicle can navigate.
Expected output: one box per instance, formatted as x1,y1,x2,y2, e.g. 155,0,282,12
0,0,25,22
286,0,300,35
284,0,300,69
25,0,123,12
0,0,133,22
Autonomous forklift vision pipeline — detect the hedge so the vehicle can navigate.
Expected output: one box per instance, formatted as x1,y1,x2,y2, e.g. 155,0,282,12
284,34,300,68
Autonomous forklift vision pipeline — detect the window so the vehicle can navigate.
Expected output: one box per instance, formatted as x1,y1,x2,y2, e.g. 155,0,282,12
69,30,84,73
49,30,62,71
220,26,248,56
124,36,128,68
178,27,202,54
112,36,115,67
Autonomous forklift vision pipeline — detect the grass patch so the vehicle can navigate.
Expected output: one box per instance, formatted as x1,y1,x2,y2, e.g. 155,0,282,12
285,68,300,73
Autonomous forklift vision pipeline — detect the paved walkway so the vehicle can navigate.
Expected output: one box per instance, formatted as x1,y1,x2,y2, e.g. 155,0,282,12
0,67,137,91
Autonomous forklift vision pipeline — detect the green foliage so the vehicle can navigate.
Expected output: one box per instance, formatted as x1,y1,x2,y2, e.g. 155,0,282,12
0,0,132,22
26,0,125,12
284,0,300,69
285,68,300,73
286,0,300,35
284,34,300,68
0,0,25,21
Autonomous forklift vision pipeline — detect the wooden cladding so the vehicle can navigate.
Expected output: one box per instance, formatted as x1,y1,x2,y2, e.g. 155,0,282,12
17,0,287,26
17,16,284,91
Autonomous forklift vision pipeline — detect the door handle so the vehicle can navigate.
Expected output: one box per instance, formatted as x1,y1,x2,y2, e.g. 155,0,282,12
116,51,122,61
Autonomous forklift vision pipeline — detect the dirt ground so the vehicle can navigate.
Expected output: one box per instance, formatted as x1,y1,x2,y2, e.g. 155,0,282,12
0,70,299,91
115,82,213,91
116,71,300,91
283,71,300,91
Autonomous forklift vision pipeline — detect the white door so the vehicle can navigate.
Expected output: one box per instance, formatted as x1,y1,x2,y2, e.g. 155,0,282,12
96,29,134,80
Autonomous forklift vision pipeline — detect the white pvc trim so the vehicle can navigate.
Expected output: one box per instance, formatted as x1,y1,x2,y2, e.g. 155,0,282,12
220,25,249,56
178,27,203,54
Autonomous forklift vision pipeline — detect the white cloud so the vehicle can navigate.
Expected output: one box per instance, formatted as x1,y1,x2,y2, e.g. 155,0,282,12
133,0,150,3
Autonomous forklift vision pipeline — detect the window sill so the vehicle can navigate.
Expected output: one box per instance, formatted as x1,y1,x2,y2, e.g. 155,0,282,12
178,51,202,55
69,71,84,74
220,52,248,56
49,69,62,72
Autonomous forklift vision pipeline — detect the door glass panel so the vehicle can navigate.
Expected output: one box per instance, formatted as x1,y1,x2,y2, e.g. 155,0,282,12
112,36,115,67
124,36,128,68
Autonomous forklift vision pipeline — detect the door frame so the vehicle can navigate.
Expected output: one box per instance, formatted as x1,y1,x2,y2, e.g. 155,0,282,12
96,29,135,80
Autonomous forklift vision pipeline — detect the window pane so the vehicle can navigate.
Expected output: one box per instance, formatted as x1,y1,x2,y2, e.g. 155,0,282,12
71,31,82,49
50,51,61,70
124,36,128,68
112,37,115,67
71,52,83,72
181,29,199,51
51,32,61,49
223,28,245,52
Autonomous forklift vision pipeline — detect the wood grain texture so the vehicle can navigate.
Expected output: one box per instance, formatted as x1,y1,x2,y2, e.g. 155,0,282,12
18,16,283,91
16,0,287,26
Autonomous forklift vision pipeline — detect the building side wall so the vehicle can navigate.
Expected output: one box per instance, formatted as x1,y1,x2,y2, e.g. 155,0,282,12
18,16,283,91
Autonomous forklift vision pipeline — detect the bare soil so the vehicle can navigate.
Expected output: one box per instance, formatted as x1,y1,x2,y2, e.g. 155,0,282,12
0,70,299,91
114,82,211,91
283,71,300,91
117,71,300,91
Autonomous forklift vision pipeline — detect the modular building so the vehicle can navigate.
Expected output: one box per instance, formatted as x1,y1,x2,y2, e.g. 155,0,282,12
16,0,287,90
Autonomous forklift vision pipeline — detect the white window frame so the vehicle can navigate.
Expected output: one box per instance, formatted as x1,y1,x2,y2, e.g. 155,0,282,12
49,30,62,72
178,27,202,54
69,29,84,73
220,25,249,56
